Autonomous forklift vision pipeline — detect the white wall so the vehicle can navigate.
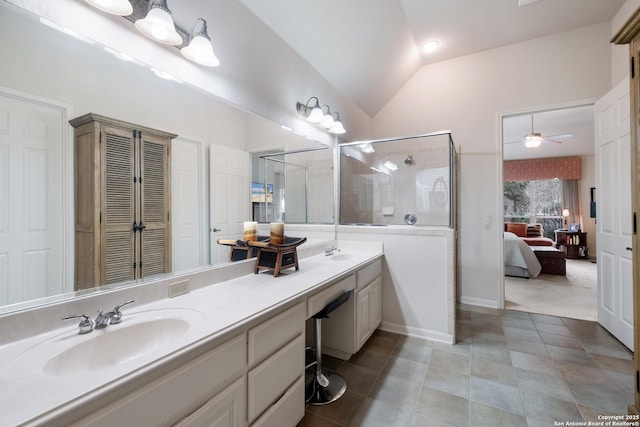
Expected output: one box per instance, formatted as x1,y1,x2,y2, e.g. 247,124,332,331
373,23,613,308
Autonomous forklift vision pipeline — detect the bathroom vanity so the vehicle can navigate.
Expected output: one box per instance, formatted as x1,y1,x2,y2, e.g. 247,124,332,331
0,241,382,427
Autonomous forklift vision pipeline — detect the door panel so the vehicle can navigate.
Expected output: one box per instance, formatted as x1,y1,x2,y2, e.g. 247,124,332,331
595,77,633,350
209,145,250,265
0,94,64,305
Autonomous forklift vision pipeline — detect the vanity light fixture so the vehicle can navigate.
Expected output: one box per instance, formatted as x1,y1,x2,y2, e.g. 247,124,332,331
296,97,347,134
383,160,398,171
328,112,346,135
84,0,132,16
359,143,375,154
296,97,324,123
181,18,220,67
135,0,182,46
319,105,334,129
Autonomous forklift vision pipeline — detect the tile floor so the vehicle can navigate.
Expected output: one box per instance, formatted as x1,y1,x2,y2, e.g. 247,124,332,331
297,304,633,427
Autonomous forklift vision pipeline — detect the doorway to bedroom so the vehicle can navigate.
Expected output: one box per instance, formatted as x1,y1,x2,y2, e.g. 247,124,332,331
501,104,597,321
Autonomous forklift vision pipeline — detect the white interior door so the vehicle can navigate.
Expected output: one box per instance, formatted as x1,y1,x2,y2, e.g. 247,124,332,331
209,144,250,265
0,92,65,305
595,78,634,350
172,137,206,272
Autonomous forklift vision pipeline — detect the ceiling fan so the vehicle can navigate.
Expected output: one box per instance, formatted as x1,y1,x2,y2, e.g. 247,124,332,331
505,114,573,148
518,0,541,5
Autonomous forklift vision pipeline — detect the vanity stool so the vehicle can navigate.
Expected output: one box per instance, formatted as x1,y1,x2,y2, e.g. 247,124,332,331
307,290,352,405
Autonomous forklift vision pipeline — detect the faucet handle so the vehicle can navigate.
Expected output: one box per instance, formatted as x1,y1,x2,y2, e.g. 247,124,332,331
63,314,94,334
110,299,135,324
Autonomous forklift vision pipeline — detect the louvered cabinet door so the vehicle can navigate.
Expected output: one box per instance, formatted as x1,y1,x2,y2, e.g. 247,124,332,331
140,132,171,278
102,125,135,284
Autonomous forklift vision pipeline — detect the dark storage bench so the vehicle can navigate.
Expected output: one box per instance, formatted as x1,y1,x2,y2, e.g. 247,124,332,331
531,246,566,275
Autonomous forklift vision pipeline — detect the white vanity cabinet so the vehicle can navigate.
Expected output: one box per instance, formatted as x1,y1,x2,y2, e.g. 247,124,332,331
70,333,247,427
356,260,382,348
315,259,383,360
247,303,305,426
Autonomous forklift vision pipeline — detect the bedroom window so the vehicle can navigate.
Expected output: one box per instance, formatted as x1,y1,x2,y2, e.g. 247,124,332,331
504,178,563,238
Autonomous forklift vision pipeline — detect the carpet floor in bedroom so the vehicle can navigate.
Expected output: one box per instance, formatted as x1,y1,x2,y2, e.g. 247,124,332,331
505,259,597,321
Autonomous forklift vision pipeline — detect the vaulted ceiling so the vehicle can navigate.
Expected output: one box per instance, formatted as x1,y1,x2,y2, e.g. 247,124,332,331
238,0,625,117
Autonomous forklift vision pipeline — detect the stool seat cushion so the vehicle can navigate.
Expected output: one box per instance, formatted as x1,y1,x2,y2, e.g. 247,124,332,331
313,290,352,319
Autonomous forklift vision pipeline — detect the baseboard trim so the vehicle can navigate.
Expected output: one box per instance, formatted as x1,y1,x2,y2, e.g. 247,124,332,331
460,296,500,309
380,321,454,344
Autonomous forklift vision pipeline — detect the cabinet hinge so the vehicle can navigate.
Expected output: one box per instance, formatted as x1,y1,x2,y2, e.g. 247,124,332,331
99,211,102,224
133,262,137,271
633,56,636,79
634,212,637,235
637,370,639,394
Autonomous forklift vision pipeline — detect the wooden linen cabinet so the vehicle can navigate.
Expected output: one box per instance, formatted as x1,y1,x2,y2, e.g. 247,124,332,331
70,113,175,290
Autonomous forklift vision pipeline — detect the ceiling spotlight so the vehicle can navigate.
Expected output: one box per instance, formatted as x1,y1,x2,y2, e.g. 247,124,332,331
181,18,220,67
421,40,439,54
84,0,132,16
135,0,182,46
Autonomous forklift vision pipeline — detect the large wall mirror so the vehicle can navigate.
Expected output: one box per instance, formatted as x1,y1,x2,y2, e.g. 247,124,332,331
0,1,335,313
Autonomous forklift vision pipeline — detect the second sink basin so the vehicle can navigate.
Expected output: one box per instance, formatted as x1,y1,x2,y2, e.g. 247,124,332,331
4,307,203,380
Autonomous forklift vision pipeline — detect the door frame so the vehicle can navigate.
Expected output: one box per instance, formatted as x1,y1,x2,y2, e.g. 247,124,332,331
497,99,597,310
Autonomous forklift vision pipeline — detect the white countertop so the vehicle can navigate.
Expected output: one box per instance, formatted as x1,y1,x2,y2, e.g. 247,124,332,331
0,242,382,426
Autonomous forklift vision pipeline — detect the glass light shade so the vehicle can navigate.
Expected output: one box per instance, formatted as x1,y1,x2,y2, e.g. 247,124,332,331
85,0,132,15
135,7,182,45
329,120,346,134
524,133,542,148
307,106,324,123
319,113,334,129
181,36,220,67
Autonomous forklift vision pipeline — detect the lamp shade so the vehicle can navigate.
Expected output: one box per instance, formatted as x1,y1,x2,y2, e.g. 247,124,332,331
562,209,570,218
328,112,346,134
135,0,182,45
84,0,132,15
524,133,543,148
181,19,220,67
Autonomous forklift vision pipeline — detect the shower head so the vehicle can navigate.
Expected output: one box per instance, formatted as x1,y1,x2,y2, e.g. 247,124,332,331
404,154,414,166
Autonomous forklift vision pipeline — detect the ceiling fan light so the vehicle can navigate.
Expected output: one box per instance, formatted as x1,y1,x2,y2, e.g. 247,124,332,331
524,133,543,148
135,0,182,45
85,0,132,15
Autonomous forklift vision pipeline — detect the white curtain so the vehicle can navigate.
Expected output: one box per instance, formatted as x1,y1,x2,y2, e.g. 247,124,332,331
561,180,581,227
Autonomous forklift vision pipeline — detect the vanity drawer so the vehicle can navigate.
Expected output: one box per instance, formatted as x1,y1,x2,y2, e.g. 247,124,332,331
248,334,304,423
307,274,355,317
356,259,382,290
248,302,305,366
250,376,304,427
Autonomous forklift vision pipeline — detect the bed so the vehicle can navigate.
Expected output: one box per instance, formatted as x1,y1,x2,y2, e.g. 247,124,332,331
504,231,542,278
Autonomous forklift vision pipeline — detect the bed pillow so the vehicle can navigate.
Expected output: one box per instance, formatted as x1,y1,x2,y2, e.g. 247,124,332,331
506,222,528,237
527,224,543,237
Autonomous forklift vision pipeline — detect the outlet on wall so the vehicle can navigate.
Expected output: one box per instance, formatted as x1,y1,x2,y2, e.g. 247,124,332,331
168,280,190,298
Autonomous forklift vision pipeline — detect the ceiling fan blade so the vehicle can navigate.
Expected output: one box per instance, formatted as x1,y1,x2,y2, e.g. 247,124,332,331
545,133,573,140
518,0,540,5
505,140,523,145
543,138,563,144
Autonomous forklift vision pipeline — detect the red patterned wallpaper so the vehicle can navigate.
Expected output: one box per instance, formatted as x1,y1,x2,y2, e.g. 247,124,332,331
503,156,581,181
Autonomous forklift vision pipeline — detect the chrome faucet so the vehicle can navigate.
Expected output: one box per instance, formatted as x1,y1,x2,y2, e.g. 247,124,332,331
324,247,341,256
62,314,94,334
94,299,135,329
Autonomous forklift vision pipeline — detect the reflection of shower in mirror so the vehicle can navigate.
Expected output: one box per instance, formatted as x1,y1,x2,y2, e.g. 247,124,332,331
404,154,415,165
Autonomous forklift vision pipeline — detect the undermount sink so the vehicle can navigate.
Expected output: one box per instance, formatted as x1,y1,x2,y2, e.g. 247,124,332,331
4,308,203,380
